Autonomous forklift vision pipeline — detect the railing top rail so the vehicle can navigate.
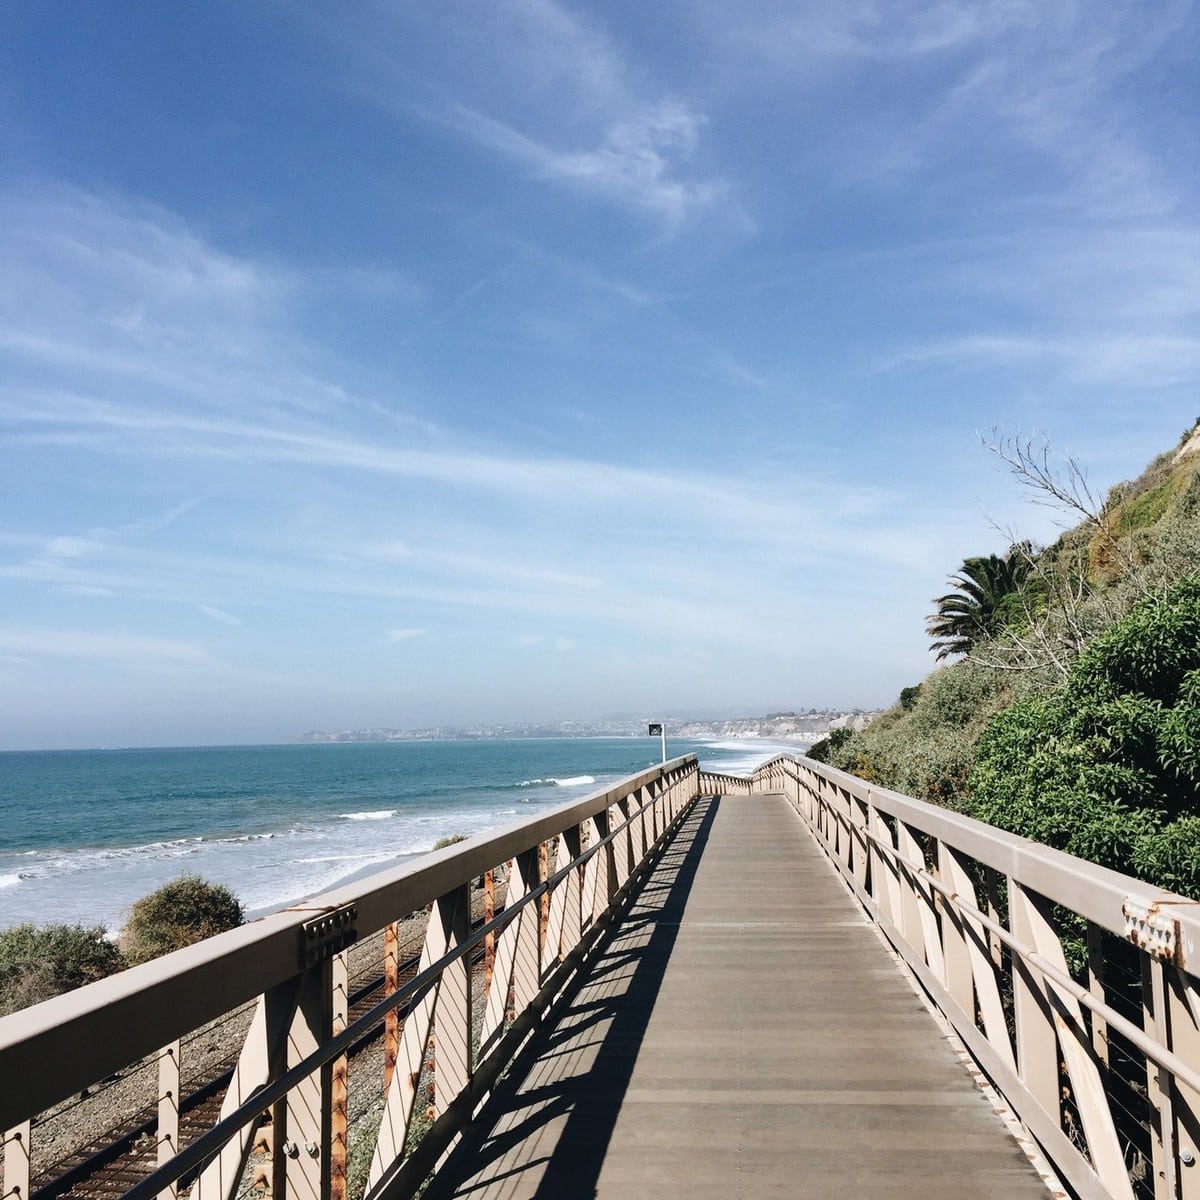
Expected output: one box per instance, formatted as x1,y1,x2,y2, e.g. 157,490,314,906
0,753,698,1126
772,753,1200,968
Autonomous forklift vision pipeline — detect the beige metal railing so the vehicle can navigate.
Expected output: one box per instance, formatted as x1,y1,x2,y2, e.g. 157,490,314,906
0,755,700,1200
751,752,1200,1200
696,769,751,796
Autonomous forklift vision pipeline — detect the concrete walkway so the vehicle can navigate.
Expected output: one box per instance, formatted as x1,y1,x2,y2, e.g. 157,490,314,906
427,794,1050,1199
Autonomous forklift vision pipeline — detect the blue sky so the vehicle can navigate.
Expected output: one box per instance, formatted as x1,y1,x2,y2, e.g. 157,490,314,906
2,2,1198,749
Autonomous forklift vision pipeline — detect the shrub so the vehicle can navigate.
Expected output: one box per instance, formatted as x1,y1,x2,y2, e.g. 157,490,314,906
122,874,245,965
1133,818,1200,898
967,578,1200,894
432,833,467,851
806,727,851,763
0,923,124,1015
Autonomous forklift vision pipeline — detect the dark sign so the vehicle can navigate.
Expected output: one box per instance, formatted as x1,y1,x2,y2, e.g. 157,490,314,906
647,723,663,736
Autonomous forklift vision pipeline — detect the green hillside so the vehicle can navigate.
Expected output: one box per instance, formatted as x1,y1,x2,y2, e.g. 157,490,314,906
813,419,1200,898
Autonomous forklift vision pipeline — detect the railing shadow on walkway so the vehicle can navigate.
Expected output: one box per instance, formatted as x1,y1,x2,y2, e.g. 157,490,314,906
425,794,721,1200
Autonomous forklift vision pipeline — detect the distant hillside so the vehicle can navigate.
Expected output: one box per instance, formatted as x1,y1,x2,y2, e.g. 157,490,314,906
815,418,1200,900
291,709,879,745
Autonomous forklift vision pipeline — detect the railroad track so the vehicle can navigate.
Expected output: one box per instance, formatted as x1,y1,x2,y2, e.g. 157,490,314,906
30,913,496,1200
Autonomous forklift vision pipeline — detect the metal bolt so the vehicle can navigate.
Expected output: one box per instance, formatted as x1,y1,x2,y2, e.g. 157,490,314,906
1181,1148,1196,1167
282,1141,299,1159
305,1142,320,1159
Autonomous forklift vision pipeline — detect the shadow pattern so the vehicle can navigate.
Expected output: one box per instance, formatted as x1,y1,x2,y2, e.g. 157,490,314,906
425,794,720,1200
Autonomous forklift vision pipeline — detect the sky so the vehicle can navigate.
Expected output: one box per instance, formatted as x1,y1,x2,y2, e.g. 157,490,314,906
2,2,1199,750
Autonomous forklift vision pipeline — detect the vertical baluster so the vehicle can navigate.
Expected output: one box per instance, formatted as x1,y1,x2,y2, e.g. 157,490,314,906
940,847,1014,1071
434,884,472,1114
1012,886,1129,1197
936,843,972,1019
1086,923,1109,1073
1007,881,1060,1125
369,885,470,1193
897,823,943,981
985,868,1004,970
510,849,542,1020
582,814,606,928
869,808,903,931
561,825,583,958
611,799,632,889
850,795,869,892
479,848,538,1064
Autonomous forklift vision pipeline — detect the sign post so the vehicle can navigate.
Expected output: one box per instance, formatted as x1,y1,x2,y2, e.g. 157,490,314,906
647,722,666,764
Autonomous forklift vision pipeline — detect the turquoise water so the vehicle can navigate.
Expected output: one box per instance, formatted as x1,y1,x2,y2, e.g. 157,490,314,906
0,738,783,931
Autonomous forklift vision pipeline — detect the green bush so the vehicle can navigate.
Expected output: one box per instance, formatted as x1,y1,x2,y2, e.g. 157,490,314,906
432,833,467,851
0,923,124,1015
967,578,1200,894
1133,817,1200,898
121,874,245,965
806,727,851,764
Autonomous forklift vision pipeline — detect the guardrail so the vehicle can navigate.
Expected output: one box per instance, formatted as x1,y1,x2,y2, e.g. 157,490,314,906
696,769,751,796
751,753,1200,1200
1,755,700,1200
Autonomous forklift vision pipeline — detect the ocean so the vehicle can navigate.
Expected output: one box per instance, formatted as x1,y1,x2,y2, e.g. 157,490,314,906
0,738,788,933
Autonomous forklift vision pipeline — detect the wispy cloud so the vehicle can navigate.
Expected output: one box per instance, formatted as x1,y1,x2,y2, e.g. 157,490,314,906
0,628,209,663
715,1,1189,220
446,99,724,228
868,223,1200,389
384,628,428,643
876,332,1200,389
332,2,732,231
197,604,242,627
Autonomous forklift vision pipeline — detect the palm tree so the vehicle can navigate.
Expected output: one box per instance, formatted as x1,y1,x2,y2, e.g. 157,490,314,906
926,547,1032,660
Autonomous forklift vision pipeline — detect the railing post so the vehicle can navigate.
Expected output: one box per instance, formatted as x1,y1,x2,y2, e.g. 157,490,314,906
1144,958,1200,1200
194,978,302,1200
384,922,400,1091
2,1122,30,1200
157,1040,181,1200
483,869,496,989
330,951,349,1200
538,840,550,962
283,959,333,1200
1166,968,1200,1200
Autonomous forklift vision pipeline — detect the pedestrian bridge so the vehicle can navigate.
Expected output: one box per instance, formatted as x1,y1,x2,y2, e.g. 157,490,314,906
3,755,1199,1200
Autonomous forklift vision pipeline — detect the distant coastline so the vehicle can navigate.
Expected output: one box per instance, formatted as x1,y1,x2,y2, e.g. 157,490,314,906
289,709,880,745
